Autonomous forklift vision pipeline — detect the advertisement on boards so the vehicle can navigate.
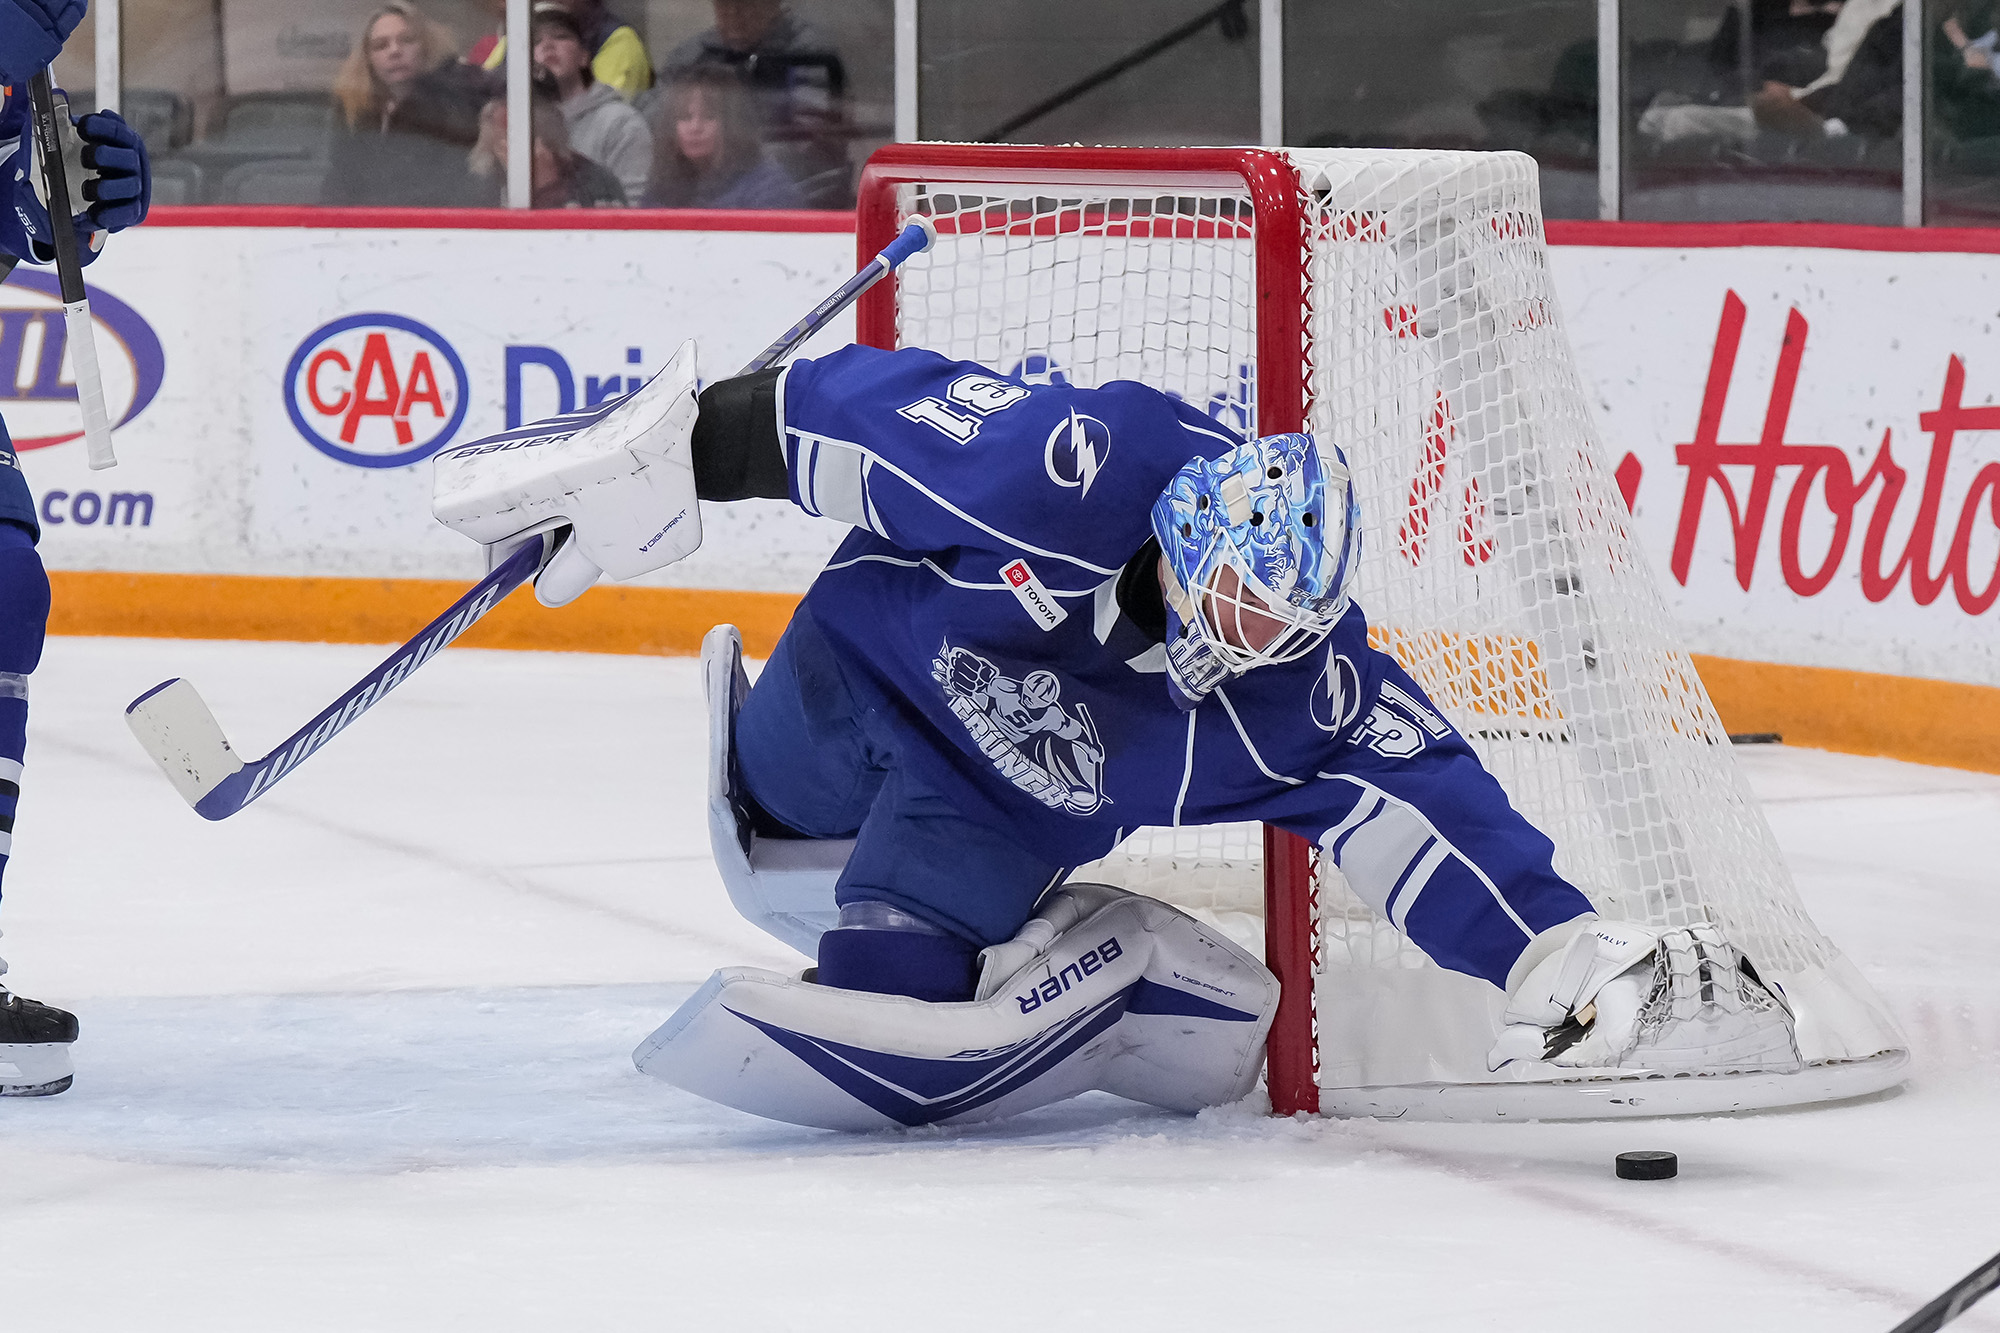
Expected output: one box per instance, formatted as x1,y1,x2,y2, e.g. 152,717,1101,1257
8,222,1997,691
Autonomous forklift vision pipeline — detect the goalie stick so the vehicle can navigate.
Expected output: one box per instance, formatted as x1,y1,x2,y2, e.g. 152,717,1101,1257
26,72,116,471
124,216,939,821
1888,1246,2000,1333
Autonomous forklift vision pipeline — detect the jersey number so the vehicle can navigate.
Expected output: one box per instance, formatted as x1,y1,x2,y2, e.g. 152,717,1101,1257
1356,682,1452,758
898,375,1031,443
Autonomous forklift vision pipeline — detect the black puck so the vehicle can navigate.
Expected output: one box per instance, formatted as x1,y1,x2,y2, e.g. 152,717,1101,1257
1616,1150,1678,1180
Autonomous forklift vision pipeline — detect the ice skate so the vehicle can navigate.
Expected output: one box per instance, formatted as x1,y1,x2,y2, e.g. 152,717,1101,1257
0,957,76,1097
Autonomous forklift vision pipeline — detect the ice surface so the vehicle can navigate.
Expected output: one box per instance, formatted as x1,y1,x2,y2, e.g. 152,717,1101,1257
3,638,1997,1331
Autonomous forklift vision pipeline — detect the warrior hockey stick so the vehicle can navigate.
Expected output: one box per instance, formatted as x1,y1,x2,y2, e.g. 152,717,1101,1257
26,73,115,471
123,217,938,821
1888,1246,2000,1333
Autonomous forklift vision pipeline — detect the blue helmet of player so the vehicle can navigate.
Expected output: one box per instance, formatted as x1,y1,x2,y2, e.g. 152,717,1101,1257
1149,432,1362,710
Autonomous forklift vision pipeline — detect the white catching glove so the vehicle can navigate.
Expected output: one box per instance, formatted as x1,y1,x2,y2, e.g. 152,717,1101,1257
1487,920,1803,1075
433,339,704,608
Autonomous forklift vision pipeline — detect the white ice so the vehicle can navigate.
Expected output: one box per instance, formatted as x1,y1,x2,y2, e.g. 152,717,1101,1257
4,636,1998,1332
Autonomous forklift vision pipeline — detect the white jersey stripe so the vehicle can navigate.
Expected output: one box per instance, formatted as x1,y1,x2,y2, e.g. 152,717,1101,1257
1315,771,1536,940
1213,686,1306,786
786,427,1123,576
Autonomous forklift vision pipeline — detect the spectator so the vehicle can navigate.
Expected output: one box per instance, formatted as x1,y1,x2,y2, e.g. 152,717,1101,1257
533,6,650,203
325,3,492,207
1708,0,1846,89
659,0,851,204
475,0,654,103
642,68,805,209
469,88,626,209
1935,4,2000,144
1751,0,1903,140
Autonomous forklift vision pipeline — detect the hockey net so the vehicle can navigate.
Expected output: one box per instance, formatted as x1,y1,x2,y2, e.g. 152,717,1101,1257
855,144,1907,1119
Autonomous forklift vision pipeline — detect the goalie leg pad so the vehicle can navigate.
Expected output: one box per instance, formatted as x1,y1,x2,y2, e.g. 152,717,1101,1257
633,884,1279,1131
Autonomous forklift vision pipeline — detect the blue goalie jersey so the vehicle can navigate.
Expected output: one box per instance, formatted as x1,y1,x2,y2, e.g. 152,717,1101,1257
773,345,1593,989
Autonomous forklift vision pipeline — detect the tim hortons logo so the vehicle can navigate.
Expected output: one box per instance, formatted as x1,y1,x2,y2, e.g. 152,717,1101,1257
1670,290,2000,615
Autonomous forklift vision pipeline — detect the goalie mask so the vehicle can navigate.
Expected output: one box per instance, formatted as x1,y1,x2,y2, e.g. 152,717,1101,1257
1150,432,1361,710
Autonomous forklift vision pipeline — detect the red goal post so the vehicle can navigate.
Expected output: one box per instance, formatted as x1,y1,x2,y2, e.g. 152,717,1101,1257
856,144,1326,1114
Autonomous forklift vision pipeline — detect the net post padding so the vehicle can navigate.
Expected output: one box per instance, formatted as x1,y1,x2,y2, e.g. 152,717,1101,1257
853,142,1909,1121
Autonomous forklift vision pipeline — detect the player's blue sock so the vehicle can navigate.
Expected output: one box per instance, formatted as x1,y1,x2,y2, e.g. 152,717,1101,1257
0,521,50,904
817,900,980,1003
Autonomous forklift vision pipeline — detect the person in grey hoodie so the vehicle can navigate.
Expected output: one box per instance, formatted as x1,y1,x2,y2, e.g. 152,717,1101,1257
532,5,650,203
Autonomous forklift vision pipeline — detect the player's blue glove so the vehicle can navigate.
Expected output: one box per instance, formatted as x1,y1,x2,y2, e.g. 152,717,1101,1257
0,93,150,266
0,0,85,86
75,109,149,232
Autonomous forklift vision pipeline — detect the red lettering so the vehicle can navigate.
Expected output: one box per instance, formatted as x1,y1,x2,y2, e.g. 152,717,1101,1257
1399,395,1449,564
307,349,351,416
1672,292,2000,615
340,333,409,446
1948,463,2000,614
396,351,447,423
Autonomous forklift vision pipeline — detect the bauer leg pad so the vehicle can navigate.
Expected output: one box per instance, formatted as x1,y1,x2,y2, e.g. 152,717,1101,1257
632,883,1278,1131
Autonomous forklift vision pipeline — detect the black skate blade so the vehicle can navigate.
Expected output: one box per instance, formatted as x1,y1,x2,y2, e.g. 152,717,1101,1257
0,1073,73,1097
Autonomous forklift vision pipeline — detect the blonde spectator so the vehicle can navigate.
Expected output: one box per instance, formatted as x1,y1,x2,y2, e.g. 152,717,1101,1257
325,3,491,206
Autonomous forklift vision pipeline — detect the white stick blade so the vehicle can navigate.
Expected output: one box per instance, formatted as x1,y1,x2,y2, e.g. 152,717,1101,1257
126,678,244,808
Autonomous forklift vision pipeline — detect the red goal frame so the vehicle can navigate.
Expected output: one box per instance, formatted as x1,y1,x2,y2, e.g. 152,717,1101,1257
855,144,1324,1115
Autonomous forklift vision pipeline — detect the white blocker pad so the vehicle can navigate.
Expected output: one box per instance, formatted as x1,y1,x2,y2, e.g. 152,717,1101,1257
703,624,850,957
632,883,1278,1131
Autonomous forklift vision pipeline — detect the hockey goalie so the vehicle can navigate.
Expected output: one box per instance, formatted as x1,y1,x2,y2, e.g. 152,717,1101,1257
432,339,1805,1131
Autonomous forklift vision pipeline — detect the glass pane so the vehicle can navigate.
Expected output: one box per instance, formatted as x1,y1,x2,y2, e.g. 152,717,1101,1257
919,0,1258,146
649,0,894,208
64,1,887,210
1926,0,2000,224
1622,0,1902,223
1281,0,1599,221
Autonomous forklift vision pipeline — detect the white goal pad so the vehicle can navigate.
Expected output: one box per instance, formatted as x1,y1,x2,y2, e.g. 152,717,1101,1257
854,144,1908,1120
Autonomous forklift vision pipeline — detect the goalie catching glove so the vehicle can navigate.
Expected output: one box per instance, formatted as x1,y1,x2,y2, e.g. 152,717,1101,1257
432,339,704,608
1487,919,1803,1075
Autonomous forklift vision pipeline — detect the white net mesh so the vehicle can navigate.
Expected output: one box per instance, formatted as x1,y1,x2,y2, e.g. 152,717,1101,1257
881,147,1904,1111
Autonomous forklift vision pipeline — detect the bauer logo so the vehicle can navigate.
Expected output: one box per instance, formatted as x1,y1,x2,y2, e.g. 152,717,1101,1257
284,314,470,469
1015,937,1123,1014
0,271,166,451
1044,410,1111,497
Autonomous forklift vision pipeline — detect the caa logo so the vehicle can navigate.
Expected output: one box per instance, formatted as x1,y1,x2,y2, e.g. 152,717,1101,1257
284,313,469,468
2,271,166,450
1310,651,1362,735
1044,410,1111,497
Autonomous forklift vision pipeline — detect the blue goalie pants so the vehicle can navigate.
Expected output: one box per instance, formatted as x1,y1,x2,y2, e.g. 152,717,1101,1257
734,608,1068,984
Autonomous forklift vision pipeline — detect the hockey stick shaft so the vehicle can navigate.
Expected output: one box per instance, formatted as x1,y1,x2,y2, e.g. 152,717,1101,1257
1889,1248,2000,1333
127,533,550,820
26,73,115,471
741,217,934,375
126,219,939,820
